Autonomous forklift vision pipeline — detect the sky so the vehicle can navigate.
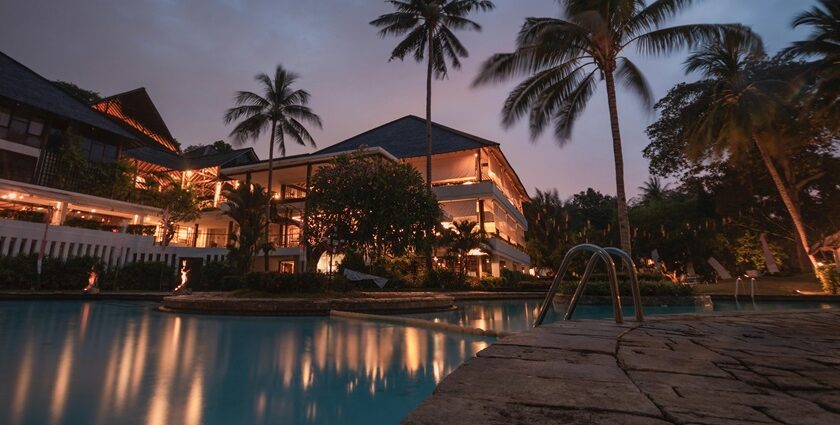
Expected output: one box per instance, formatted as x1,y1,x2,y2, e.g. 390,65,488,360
0,0,817,199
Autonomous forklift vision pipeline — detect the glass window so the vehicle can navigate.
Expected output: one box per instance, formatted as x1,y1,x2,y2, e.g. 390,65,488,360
8,116,28,141
0,107,10,127
27,118,43,136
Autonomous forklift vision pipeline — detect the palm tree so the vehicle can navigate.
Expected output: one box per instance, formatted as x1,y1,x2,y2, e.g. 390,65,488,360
638,175,670,203
442,220,489,275
786,0,840,126
224,65,322,271
473,0,758,255
221,182,271,275
370,0,495,191
679,33,821,272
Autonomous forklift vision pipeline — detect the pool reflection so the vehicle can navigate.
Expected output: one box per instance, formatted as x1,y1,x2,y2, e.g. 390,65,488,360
0,301,490,425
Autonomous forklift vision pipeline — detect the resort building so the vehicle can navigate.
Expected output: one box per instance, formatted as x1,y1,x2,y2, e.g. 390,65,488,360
0,51,529,277
222,116,531,277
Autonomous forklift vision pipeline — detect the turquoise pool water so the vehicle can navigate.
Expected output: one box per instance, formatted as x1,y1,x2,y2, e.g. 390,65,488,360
409,298,840,333
2,299,836,425
0,301,491,425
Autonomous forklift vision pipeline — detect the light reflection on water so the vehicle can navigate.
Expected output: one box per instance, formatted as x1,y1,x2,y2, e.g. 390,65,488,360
0,301,490,425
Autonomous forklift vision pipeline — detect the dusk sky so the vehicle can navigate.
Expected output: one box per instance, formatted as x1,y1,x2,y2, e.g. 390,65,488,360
0,0,816,199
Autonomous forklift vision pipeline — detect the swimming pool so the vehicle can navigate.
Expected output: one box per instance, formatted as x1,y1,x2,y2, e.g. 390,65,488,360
409,298,840,333
0,301,490,425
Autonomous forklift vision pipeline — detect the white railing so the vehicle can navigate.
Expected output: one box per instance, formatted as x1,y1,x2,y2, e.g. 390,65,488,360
0,218,228,268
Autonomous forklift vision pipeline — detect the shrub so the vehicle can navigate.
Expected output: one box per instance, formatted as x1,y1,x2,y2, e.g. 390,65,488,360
243,272,348,294
816,263,839,295
105,261,176,290
500,268,534,288
422,269,469,290
41,256,101,290
63,217,104,230
0,255,37,289
197,260,238,291
478,276,504,289
126,224,156,236
0,209,47,222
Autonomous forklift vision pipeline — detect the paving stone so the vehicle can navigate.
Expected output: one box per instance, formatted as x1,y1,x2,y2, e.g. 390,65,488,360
403,311,840,425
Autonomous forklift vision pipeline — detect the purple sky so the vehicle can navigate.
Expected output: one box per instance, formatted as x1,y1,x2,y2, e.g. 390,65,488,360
0,0,816,199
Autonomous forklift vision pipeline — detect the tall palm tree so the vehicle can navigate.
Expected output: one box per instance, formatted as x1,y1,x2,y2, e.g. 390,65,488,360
679,33,821,272
370,0,495,191
786,0,840,126
443,220,489,275
473,0,758,255
224,65,322,271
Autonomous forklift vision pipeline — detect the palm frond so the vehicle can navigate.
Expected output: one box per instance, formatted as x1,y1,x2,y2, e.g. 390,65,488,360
615,57,654,108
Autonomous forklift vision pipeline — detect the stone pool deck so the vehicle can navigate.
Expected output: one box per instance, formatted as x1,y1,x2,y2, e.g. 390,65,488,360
404,309,840,425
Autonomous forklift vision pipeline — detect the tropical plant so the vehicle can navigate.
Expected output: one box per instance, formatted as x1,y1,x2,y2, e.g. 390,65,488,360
786,0,840,126
678,33,824,272
637,175,671,203
441,220,489,275
224,65,322,270
221,182,271,275
157,185,201,247
370,0,495,191
473,0,758,255
305,152,441,269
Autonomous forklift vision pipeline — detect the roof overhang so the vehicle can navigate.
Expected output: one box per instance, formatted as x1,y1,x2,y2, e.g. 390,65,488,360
220,146,398,177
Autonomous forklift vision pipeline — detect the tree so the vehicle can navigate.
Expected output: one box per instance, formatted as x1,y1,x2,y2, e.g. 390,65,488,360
786,0,840,126
224,65,322,271
157,186,201,247
678,34,824,272
370,0,495,192
183,140,233,154
441,220,489,275
221,182,271,275
473,0,758,255
304,152,441,269
52,80,101,103
523,189,567,271
638,175,670,203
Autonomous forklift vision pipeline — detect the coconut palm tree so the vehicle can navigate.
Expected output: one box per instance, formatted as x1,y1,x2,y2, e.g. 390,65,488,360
221,182,271,275
442,220,489,275
473,0,758,255
679,33,821,272
224,65,322,271
638,175,670,203
370,0,495,191
786,0,840,126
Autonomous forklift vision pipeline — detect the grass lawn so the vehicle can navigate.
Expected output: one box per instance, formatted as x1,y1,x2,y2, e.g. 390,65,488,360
694,273,825,296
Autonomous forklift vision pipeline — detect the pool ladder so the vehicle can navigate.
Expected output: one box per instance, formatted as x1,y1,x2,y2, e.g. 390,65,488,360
534,244,645,326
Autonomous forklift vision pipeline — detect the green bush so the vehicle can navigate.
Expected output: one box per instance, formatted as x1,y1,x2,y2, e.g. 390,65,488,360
197,260,238,291
478,276,504,289
243,272,348,294
104,261,176,290
125,224,156,236
816,263,839,295
0,255,102,290
500,268,534,288
422,269,469,290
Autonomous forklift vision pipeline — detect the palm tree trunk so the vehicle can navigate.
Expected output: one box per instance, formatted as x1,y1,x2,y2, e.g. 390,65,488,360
424,26,435,277
264,120,276,272
604,70,632,255
753,136,818,273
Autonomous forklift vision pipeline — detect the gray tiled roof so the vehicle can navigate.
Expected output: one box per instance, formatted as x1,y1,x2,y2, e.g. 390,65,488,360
0,51,137,139
314,115,499,158
125,146,257,171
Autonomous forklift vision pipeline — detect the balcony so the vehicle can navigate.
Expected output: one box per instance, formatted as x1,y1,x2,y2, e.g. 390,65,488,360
433,181,526,227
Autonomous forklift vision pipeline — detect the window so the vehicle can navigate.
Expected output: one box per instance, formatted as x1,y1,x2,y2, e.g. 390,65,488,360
27,118,43,136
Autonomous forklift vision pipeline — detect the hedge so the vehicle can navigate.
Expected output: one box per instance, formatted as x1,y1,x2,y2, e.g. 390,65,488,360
0,254,100,290
243,272,351,293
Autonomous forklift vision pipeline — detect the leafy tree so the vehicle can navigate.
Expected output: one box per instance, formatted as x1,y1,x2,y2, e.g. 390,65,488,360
221,183,271,275
441,220,488,275
473,0,758,255
157,186,201,247
183,140,234,154
786,0,840,126
523,189,566,270
305,152,441,269
52,80,101,103
637,175,670,203
677,34,829,272
370,0,494,191
224,65,322,270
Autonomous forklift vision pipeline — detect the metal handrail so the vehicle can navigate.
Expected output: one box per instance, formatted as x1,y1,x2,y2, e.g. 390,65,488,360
534,244,622,326
534,244,645,326
604,247,644,322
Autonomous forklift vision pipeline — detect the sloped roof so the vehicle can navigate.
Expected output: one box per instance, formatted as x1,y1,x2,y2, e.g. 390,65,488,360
0,51,137,139
91,88,180,152
314,115,499,158
125,146,257,171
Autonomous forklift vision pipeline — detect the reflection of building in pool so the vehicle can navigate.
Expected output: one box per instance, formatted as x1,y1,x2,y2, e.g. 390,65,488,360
0,51,529,277
223,116,531,277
